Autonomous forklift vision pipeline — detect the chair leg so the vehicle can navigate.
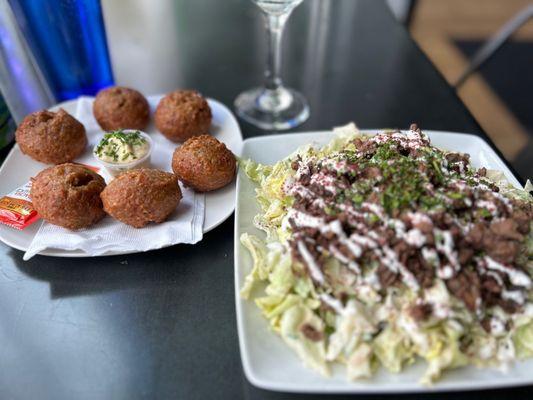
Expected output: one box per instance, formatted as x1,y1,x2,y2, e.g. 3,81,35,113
455,5,533,89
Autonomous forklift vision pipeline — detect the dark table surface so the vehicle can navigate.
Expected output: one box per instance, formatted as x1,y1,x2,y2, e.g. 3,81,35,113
0,1,529,399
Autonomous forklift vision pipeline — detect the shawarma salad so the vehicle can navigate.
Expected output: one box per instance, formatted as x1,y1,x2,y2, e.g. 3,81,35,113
239,123,533,384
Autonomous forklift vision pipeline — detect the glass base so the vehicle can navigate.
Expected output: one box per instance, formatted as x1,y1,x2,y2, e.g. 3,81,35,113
234,86,309,130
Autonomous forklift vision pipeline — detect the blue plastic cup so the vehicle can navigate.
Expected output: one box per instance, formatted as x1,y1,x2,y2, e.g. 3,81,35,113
8,0,114,101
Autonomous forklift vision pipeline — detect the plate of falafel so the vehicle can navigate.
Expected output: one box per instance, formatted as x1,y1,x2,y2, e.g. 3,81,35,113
0,87,242,257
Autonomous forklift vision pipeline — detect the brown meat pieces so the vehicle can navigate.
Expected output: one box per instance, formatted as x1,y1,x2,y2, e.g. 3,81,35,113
479,275,521,313
407,254,435,288
377,264,399,287
300,323,324,342
464,219,523,264
486,240,520,264
30,163,106,230
16,109,87,164
511,200,532,234
93,86,150,131
446,269,481,312
490,219,524,241
410,303,433,321
172,135,236,192
101,169,181,228
465,223,485,249
155,90,212,142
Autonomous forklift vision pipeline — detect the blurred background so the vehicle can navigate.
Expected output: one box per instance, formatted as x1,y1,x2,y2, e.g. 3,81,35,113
0,0,531,178
406,0,532,186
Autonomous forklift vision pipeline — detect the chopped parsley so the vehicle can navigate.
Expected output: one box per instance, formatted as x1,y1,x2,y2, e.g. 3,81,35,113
94,130,147,163
325,133,486,216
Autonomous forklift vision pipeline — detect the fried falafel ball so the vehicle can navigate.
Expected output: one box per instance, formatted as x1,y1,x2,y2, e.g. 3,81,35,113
93,86,150,131
171,135,236,192
100,169,181,228
154,90,211,142
16,109,87,164
30,163,106,230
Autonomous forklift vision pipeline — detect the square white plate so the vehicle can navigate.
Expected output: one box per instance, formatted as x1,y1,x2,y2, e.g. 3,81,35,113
0,96,242,257
234,130,530,393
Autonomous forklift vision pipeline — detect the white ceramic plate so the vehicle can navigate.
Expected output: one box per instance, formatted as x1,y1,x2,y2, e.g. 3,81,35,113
235,130,530,393
0,96,242,257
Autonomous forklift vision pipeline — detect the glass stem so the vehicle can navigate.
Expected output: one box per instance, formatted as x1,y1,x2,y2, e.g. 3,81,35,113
264,12,289,91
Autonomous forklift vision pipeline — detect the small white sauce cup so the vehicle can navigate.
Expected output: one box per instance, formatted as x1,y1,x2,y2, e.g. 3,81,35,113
93,129,153,177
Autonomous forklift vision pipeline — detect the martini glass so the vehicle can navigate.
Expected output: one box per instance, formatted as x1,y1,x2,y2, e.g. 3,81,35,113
235,0,309,130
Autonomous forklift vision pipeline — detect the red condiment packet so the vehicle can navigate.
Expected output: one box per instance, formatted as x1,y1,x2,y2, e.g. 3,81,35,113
0,182,40,230
0,163,99,230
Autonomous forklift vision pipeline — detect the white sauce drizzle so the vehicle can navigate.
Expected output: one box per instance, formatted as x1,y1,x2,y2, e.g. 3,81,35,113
380,247,420,291
501,290,526,305
408,211,432,226
326,220,362,258
287,209,324,229
296,240,325,284
404,229,426,247
329,245,349,264
310,172,341,194
336,202,365,219
319,293,346,316
437,265,454,280
486,271,504,286
422,248,440,267
350,233,377,248
484,256,531,288
361,202,384,219
434,229,460,273
390,219,406,236
489,317,506,336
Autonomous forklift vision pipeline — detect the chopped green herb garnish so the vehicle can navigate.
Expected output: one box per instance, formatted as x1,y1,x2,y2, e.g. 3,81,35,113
94,129,147,163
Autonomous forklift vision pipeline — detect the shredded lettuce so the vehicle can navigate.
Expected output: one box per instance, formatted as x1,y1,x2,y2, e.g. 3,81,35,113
346,343,374,380
239,158,272,184
374,326,413,373
279,304,329,376
514,322,533,359
421,326,468,385
240,233,269,299
239,158,294,239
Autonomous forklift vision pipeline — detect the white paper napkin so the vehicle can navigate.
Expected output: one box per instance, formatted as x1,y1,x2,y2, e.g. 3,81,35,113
23,96,204,260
